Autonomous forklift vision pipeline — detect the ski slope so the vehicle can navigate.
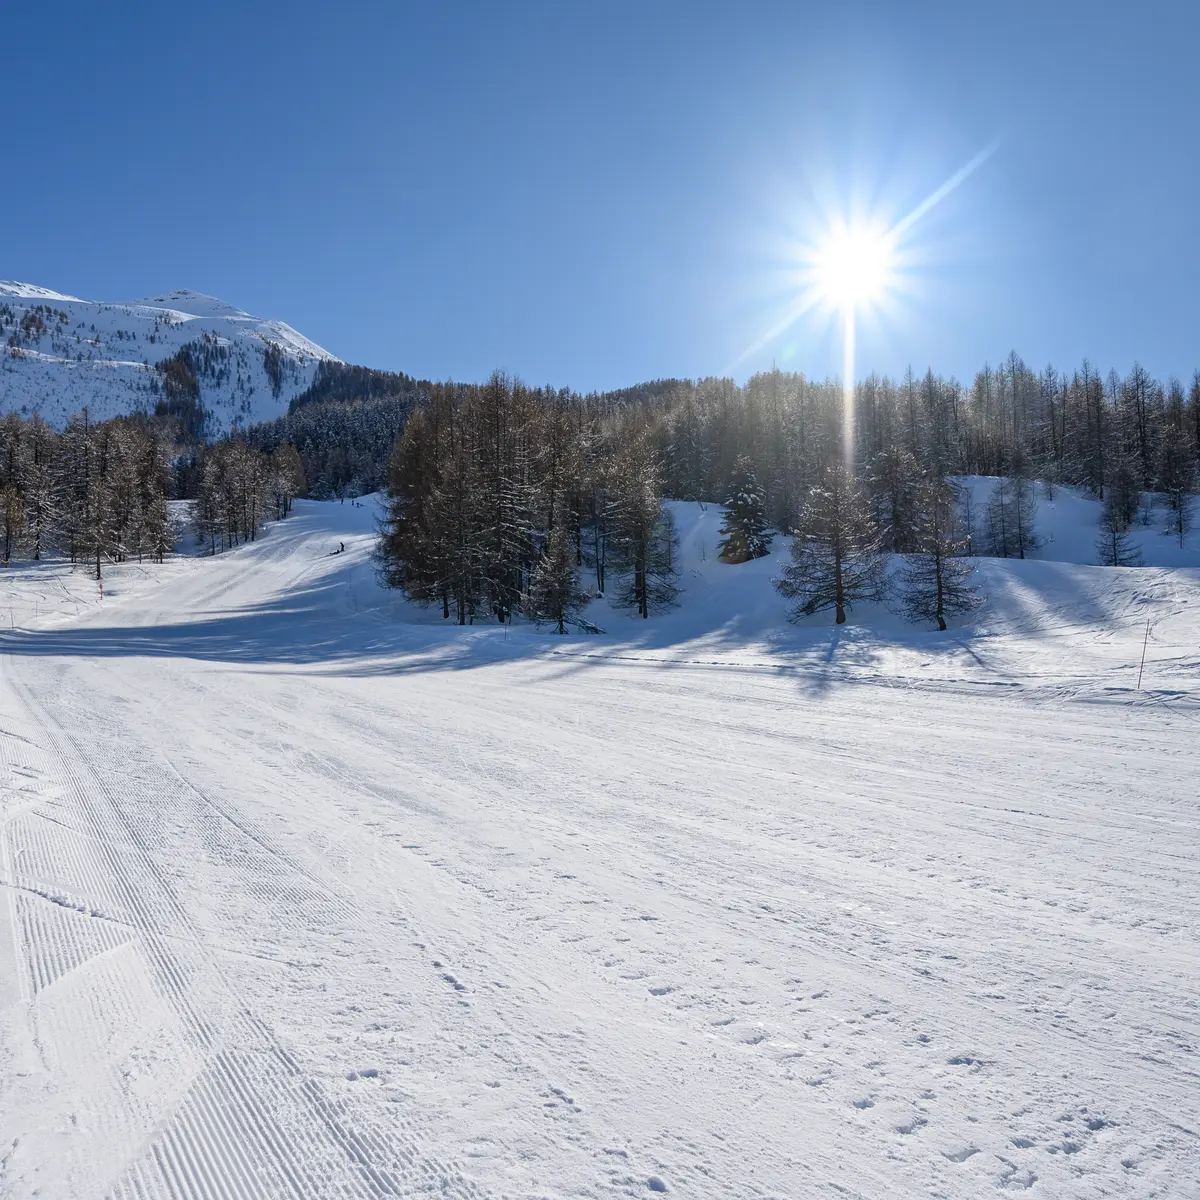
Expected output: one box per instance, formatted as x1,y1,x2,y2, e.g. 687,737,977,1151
0,282,338,432
0,500,1198,1199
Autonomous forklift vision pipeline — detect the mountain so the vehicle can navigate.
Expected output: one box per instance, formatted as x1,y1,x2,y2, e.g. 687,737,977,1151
0,282,339,434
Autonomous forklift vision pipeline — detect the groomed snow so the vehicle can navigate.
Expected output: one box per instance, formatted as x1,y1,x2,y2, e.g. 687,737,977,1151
0,498,1197,1199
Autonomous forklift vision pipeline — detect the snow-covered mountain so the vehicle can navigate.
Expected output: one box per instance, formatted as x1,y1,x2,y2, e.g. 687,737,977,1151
0,282,339,433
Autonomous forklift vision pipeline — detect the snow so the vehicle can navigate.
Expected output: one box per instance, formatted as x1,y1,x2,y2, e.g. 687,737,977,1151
957,476,1200,568
0,498,1197,1198
0,282,339,433
0,283,83,303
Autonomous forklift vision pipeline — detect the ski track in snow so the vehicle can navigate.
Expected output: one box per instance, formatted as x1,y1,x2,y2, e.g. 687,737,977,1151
0,498,1198,1198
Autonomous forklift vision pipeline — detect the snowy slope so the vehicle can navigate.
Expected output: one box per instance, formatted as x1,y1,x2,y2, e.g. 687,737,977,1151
956,475,1200,568
0,497,1197,1199
0,282,339,432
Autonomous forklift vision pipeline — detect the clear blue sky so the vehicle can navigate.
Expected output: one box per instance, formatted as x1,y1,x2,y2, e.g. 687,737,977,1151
7,1,1199,391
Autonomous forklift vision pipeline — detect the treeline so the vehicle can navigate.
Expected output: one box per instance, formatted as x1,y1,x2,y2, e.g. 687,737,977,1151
0,409,174,578
654,359,1199,535
26,346,1177,611
378,372,678,628
238,355,1200,533
370,355,1200,630
0,405,312,572
289,360,425,412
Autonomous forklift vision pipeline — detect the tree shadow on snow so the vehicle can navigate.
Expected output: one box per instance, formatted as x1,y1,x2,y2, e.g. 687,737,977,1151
2,551,1166,698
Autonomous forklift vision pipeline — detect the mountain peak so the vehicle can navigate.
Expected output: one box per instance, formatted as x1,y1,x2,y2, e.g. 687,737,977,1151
0,281,83,303
0,282,340,433
125,290,253,319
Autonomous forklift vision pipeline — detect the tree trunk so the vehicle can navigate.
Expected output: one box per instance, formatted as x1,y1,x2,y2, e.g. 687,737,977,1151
834,546,846,625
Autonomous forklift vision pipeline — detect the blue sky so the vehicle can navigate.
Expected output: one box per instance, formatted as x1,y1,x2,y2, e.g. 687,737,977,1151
6,1,1199,391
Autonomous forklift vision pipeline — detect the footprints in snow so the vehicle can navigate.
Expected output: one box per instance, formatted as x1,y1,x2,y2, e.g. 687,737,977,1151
943,1145,980,1163
421,951,471,999
542,1085,581,1114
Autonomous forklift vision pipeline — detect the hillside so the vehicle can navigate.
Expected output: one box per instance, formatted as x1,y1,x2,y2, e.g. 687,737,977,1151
0,282,339,434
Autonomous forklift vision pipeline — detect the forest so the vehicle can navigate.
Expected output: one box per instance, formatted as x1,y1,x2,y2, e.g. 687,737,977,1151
0,353,1195,622
370,357,1200,628
0,408,306,577
0,409,173,578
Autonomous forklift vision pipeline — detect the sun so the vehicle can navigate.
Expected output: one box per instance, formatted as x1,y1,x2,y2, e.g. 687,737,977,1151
812,221,896,310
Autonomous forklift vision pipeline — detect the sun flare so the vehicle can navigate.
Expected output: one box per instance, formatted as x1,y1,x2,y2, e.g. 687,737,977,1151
812,222,896,309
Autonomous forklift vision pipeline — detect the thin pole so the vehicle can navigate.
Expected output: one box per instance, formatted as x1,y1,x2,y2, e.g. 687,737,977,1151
1136,617,1150,690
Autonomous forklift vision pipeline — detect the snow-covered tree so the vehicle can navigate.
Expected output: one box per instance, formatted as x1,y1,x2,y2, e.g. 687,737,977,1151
269,443,306,519
1104,453,1142,531
717,456,772,563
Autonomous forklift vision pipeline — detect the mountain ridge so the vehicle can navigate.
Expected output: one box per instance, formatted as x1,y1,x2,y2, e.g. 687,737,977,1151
0,281,339,433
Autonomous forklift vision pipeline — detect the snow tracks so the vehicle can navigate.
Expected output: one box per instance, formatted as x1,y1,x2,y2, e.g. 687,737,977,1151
0,655,485,1200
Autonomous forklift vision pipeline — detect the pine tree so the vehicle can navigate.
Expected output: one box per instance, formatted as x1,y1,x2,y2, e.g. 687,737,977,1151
524,520,589,633
0,483,23,565
900,479,982,630
717,456,772,563
582,431,617,596
69,413,117,580
379,408,443,601
775,461,883,625
642,505,681,613
472,372,537,623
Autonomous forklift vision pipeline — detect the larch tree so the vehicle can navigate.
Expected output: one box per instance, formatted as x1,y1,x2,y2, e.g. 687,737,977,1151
900,479,982,630
775,461,884,625
525,519,589,634
986,471,1039,559
611,429,678,618
1096,498,1143,566
1159,382,1196,548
